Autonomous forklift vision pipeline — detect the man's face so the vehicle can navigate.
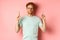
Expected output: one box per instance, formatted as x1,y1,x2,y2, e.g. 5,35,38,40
26,5,34,14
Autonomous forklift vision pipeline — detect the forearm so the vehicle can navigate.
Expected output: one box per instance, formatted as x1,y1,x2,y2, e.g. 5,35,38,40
42,19,46,32
15,21,20,33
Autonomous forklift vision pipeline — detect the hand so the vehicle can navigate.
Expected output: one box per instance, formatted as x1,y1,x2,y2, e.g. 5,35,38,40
15,11,21,33
17,11,20,21
41,14,46,20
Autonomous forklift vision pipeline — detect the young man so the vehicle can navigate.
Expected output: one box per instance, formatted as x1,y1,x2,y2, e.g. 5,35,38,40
15,2,46,40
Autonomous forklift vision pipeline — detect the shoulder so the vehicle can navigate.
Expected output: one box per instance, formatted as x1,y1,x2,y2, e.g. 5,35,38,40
34,16,41,20
20,15,26,19
19,16,24,20
34,16,42,23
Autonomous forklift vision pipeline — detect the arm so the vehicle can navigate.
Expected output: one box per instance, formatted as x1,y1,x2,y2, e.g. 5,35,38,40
15,12,21,33
15,16,23,33
41,18,46,32
39,14,46,32
15,20,20,33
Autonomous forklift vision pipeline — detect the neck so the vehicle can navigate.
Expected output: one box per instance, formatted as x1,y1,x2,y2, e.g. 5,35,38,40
28,13,33,16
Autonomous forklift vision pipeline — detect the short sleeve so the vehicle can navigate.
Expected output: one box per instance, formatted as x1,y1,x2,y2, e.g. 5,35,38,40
18,17,23,27
38,18,43,28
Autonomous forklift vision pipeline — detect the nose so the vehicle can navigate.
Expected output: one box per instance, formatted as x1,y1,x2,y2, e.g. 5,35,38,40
29,8,33,11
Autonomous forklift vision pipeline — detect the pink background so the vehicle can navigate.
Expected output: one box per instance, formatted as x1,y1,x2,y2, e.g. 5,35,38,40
0,0,60,40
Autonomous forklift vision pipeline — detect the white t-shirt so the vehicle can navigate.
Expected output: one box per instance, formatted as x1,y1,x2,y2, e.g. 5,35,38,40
18,15,43,40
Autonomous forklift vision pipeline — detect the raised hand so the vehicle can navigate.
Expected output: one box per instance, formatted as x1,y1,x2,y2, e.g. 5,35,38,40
41,14,46,32
41,14,46,20
17,11,20,21
15,11,20,33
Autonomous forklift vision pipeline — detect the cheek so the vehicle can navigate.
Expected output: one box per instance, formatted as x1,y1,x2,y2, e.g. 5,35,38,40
27,9,30,12
27,9,31,12
31,9,34,11
26,9,29,12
